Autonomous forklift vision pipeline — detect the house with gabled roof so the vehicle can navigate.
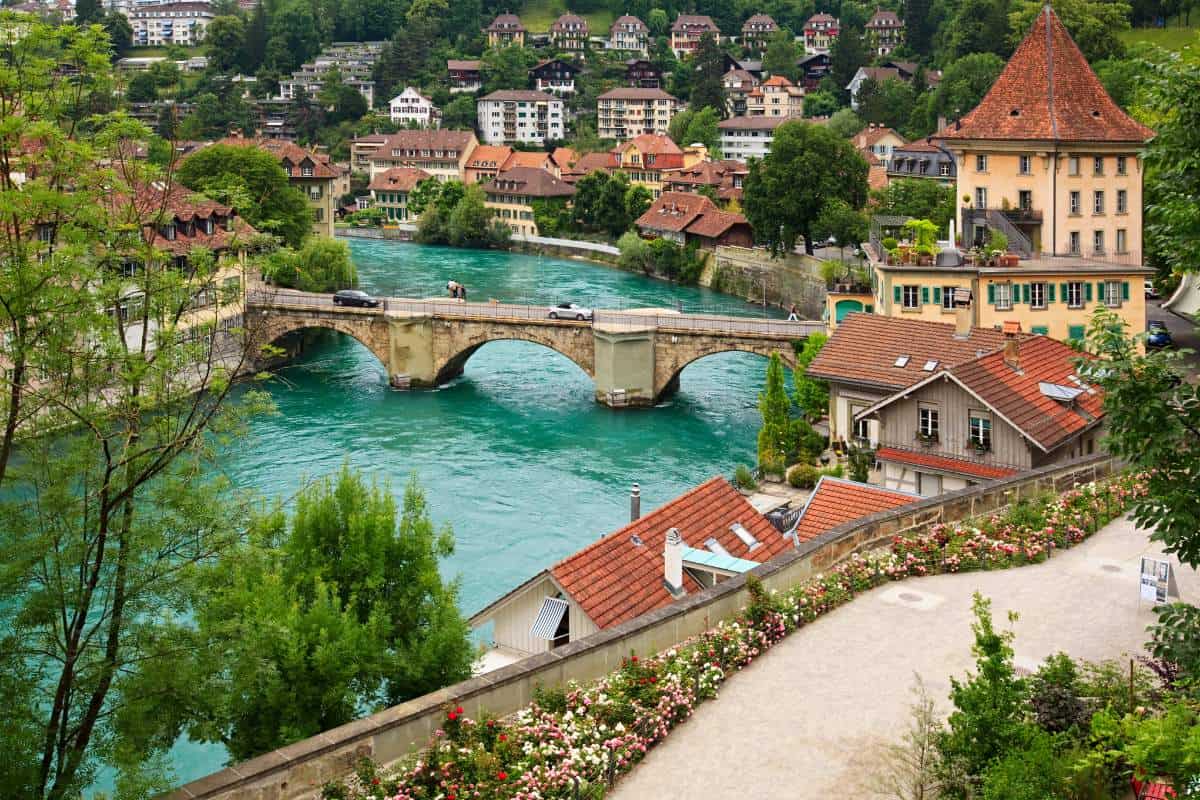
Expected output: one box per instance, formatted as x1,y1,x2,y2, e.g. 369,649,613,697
216,136,337,238
482,166,575,237
486,12,525,47
747,74,805,118
806,312,1012,450
549,13,588,51
865,8,904,55
469,477,790,665
854,325,1105,495
671,14,720,58
610,15,649,54
803,13,839,54
635,191,754,249
790,477,919,543
740,13,778,54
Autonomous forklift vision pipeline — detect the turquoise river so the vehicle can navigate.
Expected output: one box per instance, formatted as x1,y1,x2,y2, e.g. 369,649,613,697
156,238,789,787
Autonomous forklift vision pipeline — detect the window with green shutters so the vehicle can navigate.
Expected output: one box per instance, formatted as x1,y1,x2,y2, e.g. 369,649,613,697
932,287,941,306
893,285,901,304
865,304,874,313
1047,284,1056,303
1021,283,1030,304
1068,324,1085,341
1121,281,1130,301
987,284,995,304
921,286,930,305
1032,325,1048,335
1084,282,1093,303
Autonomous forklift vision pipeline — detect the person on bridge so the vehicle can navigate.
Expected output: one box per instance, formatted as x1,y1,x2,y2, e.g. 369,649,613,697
447,280,460,298
787,304,799,321
459,285,467,302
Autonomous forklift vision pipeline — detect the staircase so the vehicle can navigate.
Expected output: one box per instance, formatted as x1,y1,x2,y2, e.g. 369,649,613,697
975,209,1033,258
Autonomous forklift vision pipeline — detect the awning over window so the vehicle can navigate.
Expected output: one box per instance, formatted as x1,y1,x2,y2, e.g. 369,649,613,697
530,597,569,640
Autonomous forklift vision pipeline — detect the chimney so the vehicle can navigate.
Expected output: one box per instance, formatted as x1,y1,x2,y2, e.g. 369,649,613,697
952,288,972,339
630,483,641,522
1003,321,1022,371
663,527,685,597
937,115,947,131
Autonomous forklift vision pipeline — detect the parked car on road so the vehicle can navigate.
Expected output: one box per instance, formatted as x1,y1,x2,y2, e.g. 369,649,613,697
333,289,380,308
548,302,593,321
1145,280,1160,300
1147,320,1174,349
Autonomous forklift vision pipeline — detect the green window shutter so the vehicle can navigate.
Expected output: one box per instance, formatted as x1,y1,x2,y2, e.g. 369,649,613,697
1096,281,1106,302
864,304,874,313
1032,325,1048,335
921,286,930,305
1060,282,1069,302
1121,281,1130,300
1068,325,1085,341
933,287,942,305
1022,284,1031,304
893,285,901,303
1085,282,1093,302
987,284,996,304
1047,284,1056,303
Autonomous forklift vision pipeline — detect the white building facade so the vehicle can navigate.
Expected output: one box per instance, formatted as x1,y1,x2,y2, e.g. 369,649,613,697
388,87,440,128
477,91,565,145
129,1,212,46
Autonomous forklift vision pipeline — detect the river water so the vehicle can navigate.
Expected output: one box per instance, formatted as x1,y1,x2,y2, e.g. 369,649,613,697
162,239,787,786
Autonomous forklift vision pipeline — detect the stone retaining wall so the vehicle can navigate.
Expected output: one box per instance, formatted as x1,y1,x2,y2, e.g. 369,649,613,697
705,246,827,319
167,454,1117,800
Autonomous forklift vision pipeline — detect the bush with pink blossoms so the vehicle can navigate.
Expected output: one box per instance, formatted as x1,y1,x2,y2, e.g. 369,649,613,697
321,472,1146,800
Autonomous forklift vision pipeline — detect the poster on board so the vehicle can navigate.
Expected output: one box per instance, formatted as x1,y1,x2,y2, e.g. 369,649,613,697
1139,556,1179,606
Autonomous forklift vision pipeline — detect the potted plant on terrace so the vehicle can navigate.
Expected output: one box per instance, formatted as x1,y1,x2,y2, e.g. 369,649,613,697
916,430,938,447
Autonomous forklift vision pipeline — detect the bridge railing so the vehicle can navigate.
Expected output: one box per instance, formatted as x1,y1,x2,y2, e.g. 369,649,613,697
247,290,824,338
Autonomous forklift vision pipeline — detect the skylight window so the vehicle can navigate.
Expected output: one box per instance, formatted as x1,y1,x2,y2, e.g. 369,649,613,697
922,360,939,371
894,356,910,368
705,538,731,557
1039,381,1084,402
730,522,760,552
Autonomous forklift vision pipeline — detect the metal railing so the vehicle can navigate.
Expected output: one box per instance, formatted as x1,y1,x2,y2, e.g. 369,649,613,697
247,290,823,338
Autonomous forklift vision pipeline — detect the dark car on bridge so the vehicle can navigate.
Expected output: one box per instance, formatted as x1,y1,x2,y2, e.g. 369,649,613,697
333,289,380,308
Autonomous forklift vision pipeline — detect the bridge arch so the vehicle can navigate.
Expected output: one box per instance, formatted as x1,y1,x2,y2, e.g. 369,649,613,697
653,341,798,400
432,329,595,385
250,312,393,371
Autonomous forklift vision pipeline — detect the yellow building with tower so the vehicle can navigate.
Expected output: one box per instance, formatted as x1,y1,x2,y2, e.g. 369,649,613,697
837,5,1153,342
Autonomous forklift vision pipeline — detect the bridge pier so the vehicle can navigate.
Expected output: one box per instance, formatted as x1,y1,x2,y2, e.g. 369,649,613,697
593,325,657,407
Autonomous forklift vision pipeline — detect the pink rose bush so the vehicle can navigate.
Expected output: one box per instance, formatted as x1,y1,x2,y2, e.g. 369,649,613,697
322,473,1146,800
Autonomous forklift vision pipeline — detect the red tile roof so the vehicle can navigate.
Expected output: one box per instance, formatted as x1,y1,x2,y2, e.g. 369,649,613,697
482,166,576,198
875,447,1021,480
217,137,338,179
948,336,1103,451
936,6,1154,143
550,477,785,629
791,478,917,543
807,313,1011,391
599,87,678,101
368,167,430,192
566,151,615,178
112,181,256,256
551,147,579,169
551,13,587,31
486,12,524,31
635,191,751,240
465,144,514,170
503,150,555,171
672,14,719,32
853,125,906,149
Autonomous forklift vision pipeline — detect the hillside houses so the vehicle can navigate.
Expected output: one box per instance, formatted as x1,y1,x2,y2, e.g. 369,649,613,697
610,15,649,54
670,14,720,58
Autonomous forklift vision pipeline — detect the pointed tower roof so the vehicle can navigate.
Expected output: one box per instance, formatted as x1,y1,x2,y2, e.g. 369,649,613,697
937,5,1153,143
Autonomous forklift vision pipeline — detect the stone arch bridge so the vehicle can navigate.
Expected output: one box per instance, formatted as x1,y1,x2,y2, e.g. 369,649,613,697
246,290,822,407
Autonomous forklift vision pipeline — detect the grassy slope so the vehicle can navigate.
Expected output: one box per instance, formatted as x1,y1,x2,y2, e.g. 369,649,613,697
1118,25,1200,52
518,0,614,34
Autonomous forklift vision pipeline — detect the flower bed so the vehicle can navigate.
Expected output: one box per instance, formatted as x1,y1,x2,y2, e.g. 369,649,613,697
323,472,1147,800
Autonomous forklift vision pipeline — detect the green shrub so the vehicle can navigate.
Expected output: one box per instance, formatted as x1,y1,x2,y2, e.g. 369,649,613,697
819,464,844,479
847,444,874,482
733,464,758,491
788,463,820,489
882,236,898,251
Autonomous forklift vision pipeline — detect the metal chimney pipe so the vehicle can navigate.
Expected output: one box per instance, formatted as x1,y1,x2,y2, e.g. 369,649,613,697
630,483,641,522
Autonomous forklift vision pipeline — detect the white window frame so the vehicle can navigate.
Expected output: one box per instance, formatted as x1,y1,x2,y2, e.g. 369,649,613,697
918,404,939,438
1018,154,1031,175
1069,191,1080,215
1116,228,1127,254
941,285,956,310
994,282,1013,311
975,187,987,208
1094,156,1104,176
1094,190,1105,215
1069,231,1081,255
975,154,988,173
1030,282,1046,309
1116,189,1127,214
1117,155,1128,175
1093,230,1105,255
902,284,920,309
1067,281,1083,309
1104,280,1121,308
1068,155,1080,175
968,412,992,450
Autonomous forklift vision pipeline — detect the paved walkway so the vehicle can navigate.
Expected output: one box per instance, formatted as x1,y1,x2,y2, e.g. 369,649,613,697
611,516,1198,799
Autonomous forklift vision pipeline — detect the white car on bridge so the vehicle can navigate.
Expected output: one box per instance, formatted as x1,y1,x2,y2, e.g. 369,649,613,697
548,302,593,321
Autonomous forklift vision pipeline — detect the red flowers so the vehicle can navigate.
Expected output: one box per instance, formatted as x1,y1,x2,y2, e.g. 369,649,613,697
498,733,507,742
447,711,457,721
497,771,508,781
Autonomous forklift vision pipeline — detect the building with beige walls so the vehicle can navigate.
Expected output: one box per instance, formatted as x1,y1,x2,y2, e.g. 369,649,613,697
485,13,525,47
596,87,679,142
368,167,430,223
218,137,336,239
746,75,804,118
482,167,575,237
367,129,478,182
670,14,720,58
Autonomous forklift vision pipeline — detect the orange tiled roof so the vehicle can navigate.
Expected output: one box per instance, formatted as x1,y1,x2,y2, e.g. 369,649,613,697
948,335,1103,451
791,477,917,542
482,166,575,198
111,181,256,256
875,447,1021,480
503,150,554,170
368,167,430,192
217,137,337,179
853,125,906,149
550,477,786,629
635,191,750,239
466,145,514,170
551,147,579,169
565,151,617,179
807,313,1011,391
935,6,1154,143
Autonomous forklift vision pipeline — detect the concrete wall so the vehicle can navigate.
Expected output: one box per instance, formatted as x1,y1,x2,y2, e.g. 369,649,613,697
706,246,827,319
167,453,1118,800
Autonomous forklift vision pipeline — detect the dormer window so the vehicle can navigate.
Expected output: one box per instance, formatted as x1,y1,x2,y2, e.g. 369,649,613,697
302,164,314,177
161,223,176,240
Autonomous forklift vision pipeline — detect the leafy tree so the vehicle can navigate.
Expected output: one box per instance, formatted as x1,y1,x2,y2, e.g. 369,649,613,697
205,14,246,74
979,730,1066,800
625,184,652,223
159,469,475,761
125,70,160,103
792,332,829,421
757,352,793,469
930,53,1005,126
1094,55,1146,110
617,230,653,273
1078,308,1200,566
100,11,133,59
265,0,321,73
448,183,495,247
905,0,937,56
1009,0,1130,62
690,32,727,115
647,8,670,36
937,594,1030,798
856,77,916,129
743,121,869,255
241,0,268,73
936,0,1013,63
827,107,863,137
407,177,443,216
762,29,799,82
871,178,957,231
814,199,868,260
441,94,477,129
595,172,633,237
830,25,868,102
804,90,841,118
266,238,358,292
75,0,102,22
177,143,313,247
684,106,722,152
0,19,272,797
532,196,572,236
482,44,536,93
